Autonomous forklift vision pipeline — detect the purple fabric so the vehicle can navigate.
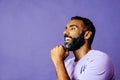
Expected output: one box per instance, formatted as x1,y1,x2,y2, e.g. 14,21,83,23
0,0,119,80
65,50,115,80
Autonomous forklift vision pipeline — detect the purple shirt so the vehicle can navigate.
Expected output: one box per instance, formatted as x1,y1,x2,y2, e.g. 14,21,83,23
65,50,115,80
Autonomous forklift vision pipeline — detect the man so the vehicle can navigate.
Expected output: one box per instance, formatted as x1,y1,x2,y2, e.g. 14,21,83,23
50,16,115,80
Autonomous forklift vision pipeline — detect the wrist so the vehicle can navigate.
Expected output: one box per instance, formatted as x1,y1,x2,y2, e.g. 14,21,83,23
53,59,64,67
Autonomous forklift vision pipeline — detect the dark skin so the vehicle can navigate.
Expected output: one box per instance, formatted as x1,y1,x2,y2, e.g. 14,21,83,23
50,20,92,80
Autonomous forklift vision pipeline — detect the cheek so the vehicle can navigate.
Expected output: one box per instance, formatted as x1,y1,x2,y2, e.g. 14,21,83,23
69,30,80,38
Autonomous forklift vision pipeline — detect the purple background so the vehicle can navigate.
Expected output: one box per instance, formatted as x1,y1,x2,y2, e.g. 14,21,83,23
0,0,120,80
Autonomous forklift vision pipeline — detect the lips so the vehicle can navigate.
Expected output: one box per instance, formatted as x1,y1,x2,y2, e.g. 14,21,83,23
64,37,72,43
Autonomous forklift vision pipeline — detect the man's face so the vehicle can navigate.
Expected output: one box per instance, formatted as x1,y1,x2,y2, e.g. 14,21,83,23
64,20,85,51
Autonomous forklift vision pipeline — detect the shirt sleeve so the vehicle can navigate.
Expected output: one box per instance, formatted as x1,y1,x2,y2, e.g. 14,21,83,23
79,53,114,80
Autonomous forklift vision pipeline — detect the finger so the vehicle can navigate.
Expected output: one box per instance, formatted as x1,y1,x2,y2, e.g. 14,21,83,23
56,45,61,48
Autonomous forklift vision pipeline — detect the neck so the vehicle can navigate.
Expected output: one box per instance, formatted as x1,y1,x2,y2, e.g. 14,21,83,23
73,44,91,62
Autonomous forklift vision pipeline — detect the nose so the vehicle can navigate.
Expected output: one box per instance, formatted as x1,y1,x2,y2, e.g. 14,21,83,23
63,29,69,35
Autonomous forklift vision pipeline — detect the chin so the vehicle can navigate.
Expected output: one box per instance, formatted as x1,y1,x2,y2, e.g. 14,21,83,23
64,44,75,51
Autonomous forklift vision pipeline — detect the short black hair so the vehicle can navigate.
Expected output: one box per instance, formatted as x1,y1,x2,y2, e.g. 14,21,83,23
71,16,96,46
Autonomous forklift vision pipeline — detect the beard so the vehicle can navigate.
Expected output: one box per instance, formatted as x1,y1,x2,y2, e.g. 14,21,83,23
64,32,85,51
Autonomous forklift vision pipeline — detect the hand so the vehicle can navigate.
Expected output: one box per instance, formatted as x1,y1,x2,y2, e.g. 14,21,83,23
50,45,69,63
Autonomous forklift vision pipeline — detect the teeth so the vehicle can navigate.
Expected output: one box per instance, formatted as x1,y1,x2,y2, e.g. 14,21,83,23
65,37,72,43
65,37,71,41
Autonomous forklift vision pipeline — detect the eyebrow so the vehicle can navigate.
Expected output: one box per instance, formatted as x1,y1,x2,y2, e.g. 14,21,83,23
65,24,78,29
70,24,78,28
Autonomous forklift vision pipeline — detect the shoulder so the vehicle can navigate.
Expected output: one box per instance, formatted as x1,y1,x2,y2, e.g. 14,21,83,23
88,50,112,66
81,50,112,66
91,50,112,63
87,50,114,76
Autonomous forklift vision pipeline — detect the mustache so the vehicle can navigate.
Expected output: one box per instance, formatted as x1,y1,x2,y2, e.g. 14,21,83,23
64,35,73,39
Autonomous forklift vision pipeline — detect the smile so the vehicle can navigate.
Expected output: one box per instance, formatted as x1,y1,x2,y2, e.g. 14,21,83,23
64,37,72,43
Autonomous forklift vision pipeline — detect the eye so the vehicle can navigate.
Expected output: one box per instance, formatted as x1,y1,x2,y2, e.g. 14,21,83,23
71,27,76,30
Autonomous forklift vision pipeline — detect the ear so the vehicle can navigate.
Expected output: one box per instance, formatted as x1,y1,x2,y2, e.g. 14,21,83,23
84,31,92,39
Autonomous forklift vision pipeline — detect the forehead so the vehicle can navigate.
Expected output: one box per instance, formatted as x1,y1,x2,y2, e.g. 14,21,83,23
66,20,85,29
